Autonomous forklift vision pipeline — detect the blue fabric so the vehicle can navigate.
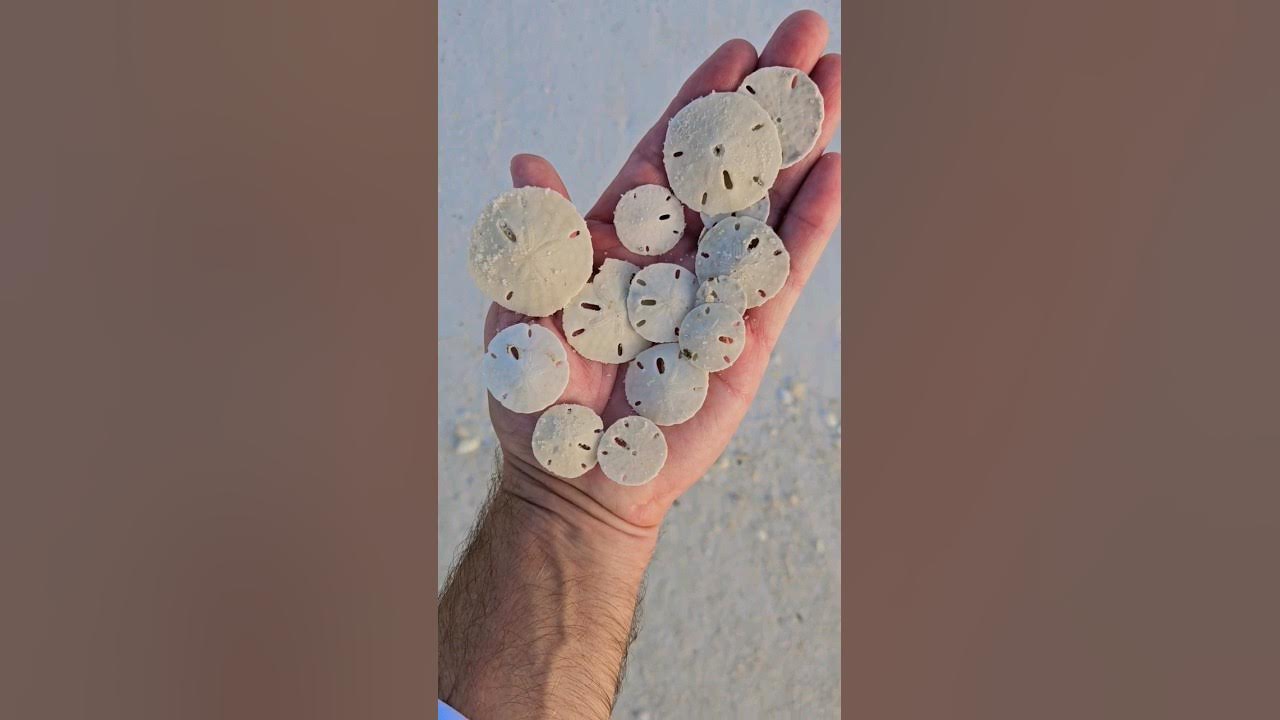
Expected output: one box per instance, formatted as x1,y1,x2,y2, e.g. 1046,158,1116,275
438,699,467,720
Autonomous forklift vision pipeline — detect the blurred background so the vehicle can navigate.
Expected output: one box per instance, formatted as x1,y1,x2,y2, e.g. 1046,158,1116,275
438,2,842,717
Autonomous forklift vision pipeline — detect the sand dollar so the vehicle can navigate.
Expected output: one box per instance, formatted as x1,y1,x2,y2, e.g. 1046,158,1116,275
562,259,652,363
739,66,825,168
531,403,603,479
678,303,747,372
468,187,593,317
614,184,686,256
626,262,697,343
663,92,782,215
482,322,569,413
699,194,770,229
597,416,668,487
694,275,748,315
624,343,709,425
695,217,790,309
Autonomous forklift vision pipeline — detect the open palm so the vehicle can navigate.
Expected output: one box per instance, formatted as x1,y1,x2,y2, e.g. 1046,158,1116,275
484,11,842,529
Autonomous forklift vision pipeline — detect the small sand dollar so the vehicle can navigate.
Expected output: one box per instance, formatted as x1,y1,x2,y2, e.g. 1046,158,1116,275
598,416,668,487
663,92,782,215
739,66,825,168
614,184,686,256
562,259,652,363
482,323,569,413
624,343,709,425
678,303,747,372
700,194,770,229
626,262,697,343
468,187,593,317
695,217,790,309
694,275,748,315
531,404,603,479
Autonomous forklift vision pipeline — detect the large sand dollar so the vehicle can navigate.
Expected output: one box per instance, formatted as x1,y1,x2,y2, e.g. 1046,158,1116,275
624,343,709,426
468,187,593,317
598,416,667,486
562,259,652,363
739,66,825,168
626,262,697,343
695,217,790,309
678,302,747,372
614,184,686,256
663,92,782,215
482,323,569,413
531,403,603,479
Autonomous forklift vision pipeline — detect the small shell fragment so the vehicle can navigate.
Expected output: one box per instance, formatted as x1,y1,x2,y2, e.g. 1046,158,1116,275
626,262,697,343
531,403,603,479
663,92,782,215
468,187,593,316
563,259,652,363
695,216,790,309
624,343,709,425
738,66,825,168
482,323,569,414
598,415,668,486
678,303,747,372
694,275,749,315
614,184,687,256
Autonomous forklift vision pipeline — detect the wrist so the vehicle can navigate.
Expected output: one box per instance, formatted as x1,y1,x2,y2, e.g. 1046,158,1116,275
498,456,661,574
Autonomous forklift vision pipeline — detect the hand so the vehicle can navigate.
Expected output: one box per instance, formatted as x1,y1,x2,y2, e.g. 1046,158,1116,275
484,10,842,530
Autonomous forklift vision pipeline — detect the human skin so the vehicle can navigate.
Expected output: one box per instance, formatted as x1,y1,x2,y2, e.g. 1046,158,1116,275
439,10,842,719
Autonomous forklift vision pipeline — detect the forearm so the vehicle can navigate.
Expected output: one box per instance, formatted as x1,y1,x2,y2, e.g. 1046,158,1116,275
439,459,659,719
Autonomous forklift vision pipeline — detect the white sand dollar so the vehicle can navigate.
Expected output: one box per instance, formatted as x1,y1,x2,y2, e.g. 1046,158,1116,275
468,187,593,317
531,403,603,479
700,194,770,229
739,66,825,168
614,184,686,256
694,275,748,315
626,262,697,343
678,303,747,372
482,323,569,413
624,343,709,425
598,415,668,486
695,217,790,309
663,92,782,215
562,259,652,363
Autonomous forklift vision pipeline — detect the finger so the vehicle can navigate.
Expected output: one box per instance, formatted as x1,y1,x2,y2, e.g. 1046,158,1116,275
769,53,842,223
742,152,842,357
757,9,830,73
510,153,572,200
586,39,759,221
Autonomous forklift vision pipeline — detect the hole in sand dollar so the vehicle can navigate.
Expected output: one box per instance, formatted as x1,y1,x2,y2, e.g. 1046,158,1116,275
636,319,646,327
640,299,657,306
722,171,733,190
617,343,624,357
674,268,681,279
713,144,724,157
659,213,670,221
578,443,591,451
701,192,708,206
571,328,585,337
498,220,517,243
505,291,514,301
508,346,520,360
718,335,734,344
745,84,756,94
614,436,628,448
758,289,767,297
656,357,666,374
672,151,684,157
580,302,601,311
748,237,759,250
752,123,764,131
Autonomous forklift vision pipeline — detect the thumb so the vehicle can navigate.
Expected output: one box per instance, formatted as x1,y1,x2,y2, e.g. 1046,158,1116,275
510,154,572,201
